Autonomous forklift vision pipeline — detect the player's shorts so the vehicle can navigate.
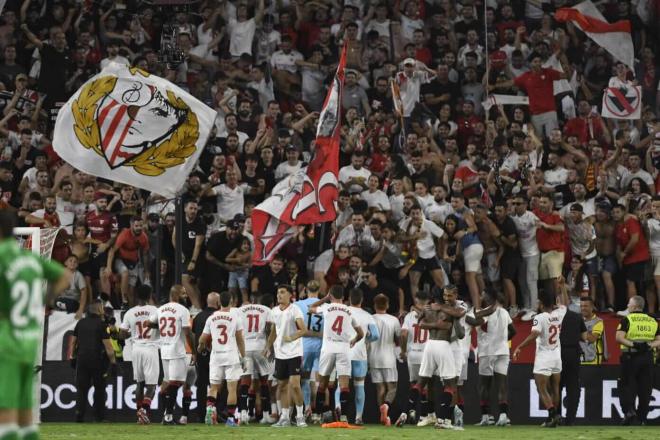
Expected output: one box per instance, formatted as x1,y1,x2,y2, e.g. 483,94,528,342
463,243,484,273
407,361,422,382
351,360,368,378
244,350,273,378
131,344,159,385
0,359,34,410
319,351,351,377
302,350,320,373
274,356,302,380
451,344,465,380
478,354,510,376
210,362,243,383
369,367,398,383
162,357,187,382
419,340,455,380
539,250,564,280
533,351,562,376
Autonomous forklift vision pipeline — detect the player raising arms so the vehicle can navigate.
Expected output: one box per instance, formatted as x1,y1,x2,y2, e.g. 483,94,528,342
416,287,464,430
264,285,307,427
117,285,159,424
369,294,402,426
308,286,364,423
238,294,275,424
198,291,246,426
0,210,70,440
397,291,431,427
444,285,468,429
149,285,195,425
513,279,569,428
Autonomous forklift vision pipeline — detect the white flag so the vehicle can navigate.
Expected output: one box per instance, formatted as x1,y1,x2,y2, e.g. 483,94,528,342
53,63,217,197
601,85,642,120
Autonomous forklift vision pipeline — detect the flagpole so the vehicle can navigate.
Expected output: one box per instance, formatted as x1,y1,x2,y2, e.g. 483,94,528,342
174,196,183,285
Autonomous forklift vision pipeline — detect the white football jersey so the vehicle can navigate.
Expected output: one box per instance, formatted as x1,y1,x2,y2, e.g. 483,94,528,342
238,303,273,352
120,305,159,346
203,308,243,365
450,300,469,349
476,307,512,357
349,306,377,362
152,302,191,359
368,313,401,368
532,305,567,354
318,303,358,354
271,303,305,360
402,310,429,364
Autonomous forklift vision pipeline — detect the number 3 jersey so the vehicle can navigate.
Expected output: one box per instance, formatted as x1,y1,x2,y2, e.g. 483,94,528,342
152,302,191,360
532,305,567,355
0,239,65,364
203,308,243,366
317,303,358,354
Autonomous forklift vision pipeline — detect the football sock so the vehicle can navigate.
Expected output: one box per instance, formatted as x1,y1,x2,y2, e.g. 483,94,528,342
315,385,327,414
271,403,278,416
160,388,170,416
281,408,290,420
206,396,217,407
440,391,453,420
260,382,271,415
408,385,420,412
296,405,304,418
248,392,256,416
328,385,336,409
182,390,192,417
167,385,178,414
457,397,464,413
301,379,311,408
18,426,38,440
339,388,350,414
480,400,490,415
354,380,365,419
548,406,556,418
499,401,508,414
227,404,237,420
0,424,19,440
142,397,152,411
334,387,341,409
420,389,429,417
239,384,250,411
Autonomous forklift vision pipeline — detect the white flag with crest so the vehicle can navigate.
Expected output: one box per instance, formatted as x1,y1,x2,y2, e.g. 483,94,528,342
53,63,217,197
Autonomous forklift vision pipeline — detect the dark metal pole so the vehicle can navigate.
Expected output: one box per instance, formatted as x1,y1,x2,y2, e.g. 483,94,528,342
154,222,162,303
174,196,183,285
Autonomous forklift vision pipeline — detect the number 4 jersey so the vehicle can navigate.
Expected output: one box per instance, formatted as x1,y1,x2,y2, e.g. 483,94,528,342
152,302,191,360
532,305,567,354
317,303,358,353
0,239,65,364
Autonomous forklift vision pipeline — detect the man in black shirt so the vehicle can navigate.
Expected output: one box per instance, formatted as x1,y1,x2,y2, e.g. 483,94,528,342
71,299,117,422
250,255,288,298
421,63,457,114
173,200,206,310
192,291,220,422
493,201,521,315
559,306,588,425
367,76,394,114
205,220,242,293
20,24,71,108
359,266,405,315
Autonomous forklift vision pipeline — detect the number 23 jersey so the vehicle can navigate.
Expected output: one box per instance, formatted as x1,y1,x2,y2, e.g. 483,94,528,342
532,305,567,355
152,302,190,360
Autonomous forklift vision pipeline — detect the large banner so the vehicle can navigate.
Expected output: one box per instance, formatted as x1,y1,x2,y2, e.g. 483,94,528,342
40,362,659,424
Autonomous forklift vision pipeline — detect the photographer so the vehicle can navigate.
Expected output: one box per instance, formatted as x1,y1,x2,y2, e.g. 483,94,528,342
70,299,118,423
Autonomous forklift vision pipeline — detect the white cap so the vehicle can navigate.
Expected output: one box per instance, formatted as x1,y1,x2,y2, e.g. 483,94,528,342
403,58,416,66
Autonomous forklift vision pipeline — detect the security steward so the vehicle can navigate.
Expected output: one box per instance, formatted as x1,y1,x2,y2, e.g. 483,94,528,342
559,301,587,425
70,299,118,422
192,291,220,422
615,295,660,425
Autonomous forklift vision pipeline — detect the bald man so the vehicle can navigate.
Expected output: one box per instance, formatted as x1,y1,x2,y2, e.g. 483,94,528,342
193,292,221,422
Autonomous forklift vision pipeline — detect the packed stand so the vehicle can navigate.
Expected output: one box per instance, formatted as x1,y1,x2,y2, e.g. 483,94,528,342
0,1,658,318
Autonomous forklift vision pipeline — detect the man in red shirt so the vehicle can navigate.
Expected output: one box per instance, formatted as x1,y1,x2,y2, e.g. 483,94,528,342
612,204,650,308
86,193,118,300
501,55,565,137
533,195,565,296
563,100,612,147
107,216,150,308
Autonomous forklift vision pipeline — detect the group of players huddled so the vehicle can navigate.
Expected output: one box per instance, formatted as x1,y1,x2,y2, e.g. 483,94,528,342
116,275,574,430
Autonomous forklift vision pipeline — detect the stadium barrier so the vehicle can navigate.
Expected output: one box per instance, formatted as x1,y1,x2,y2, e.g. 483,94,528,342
39,361,659,424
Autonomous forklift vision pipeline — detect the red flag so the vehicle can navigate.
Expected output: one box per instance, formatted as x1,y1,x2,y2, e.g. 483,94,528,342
251,44,347,265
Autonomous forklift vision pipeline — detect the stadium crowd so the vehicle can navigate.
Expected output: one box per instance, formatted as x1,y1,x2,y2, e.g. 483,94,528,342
0,0,659,429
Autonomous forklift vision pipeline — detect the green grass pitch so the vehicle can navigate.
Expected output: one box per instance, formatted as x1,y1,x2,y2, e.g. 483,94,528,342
41,423,655,439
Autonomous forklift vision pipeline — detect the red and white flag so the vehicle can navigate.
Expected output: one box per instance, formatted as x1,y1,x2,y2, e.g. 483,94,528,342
555,0,634,70
251,44,347,265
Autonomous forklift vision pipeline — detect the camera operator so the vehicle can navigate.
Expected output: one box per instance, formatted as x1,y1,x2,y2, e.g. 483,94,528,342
70,299,118,422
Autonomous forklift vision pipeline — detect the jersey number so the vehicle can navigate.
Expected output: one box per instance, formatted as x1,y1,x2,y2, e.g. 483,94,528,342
307,314,322,332
331,316,344,335
216,324,228,344
10,280,43,328
412,324,428,344
247,314,260,333
159,317,176,337
136,321,151,339
548,324,561,345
